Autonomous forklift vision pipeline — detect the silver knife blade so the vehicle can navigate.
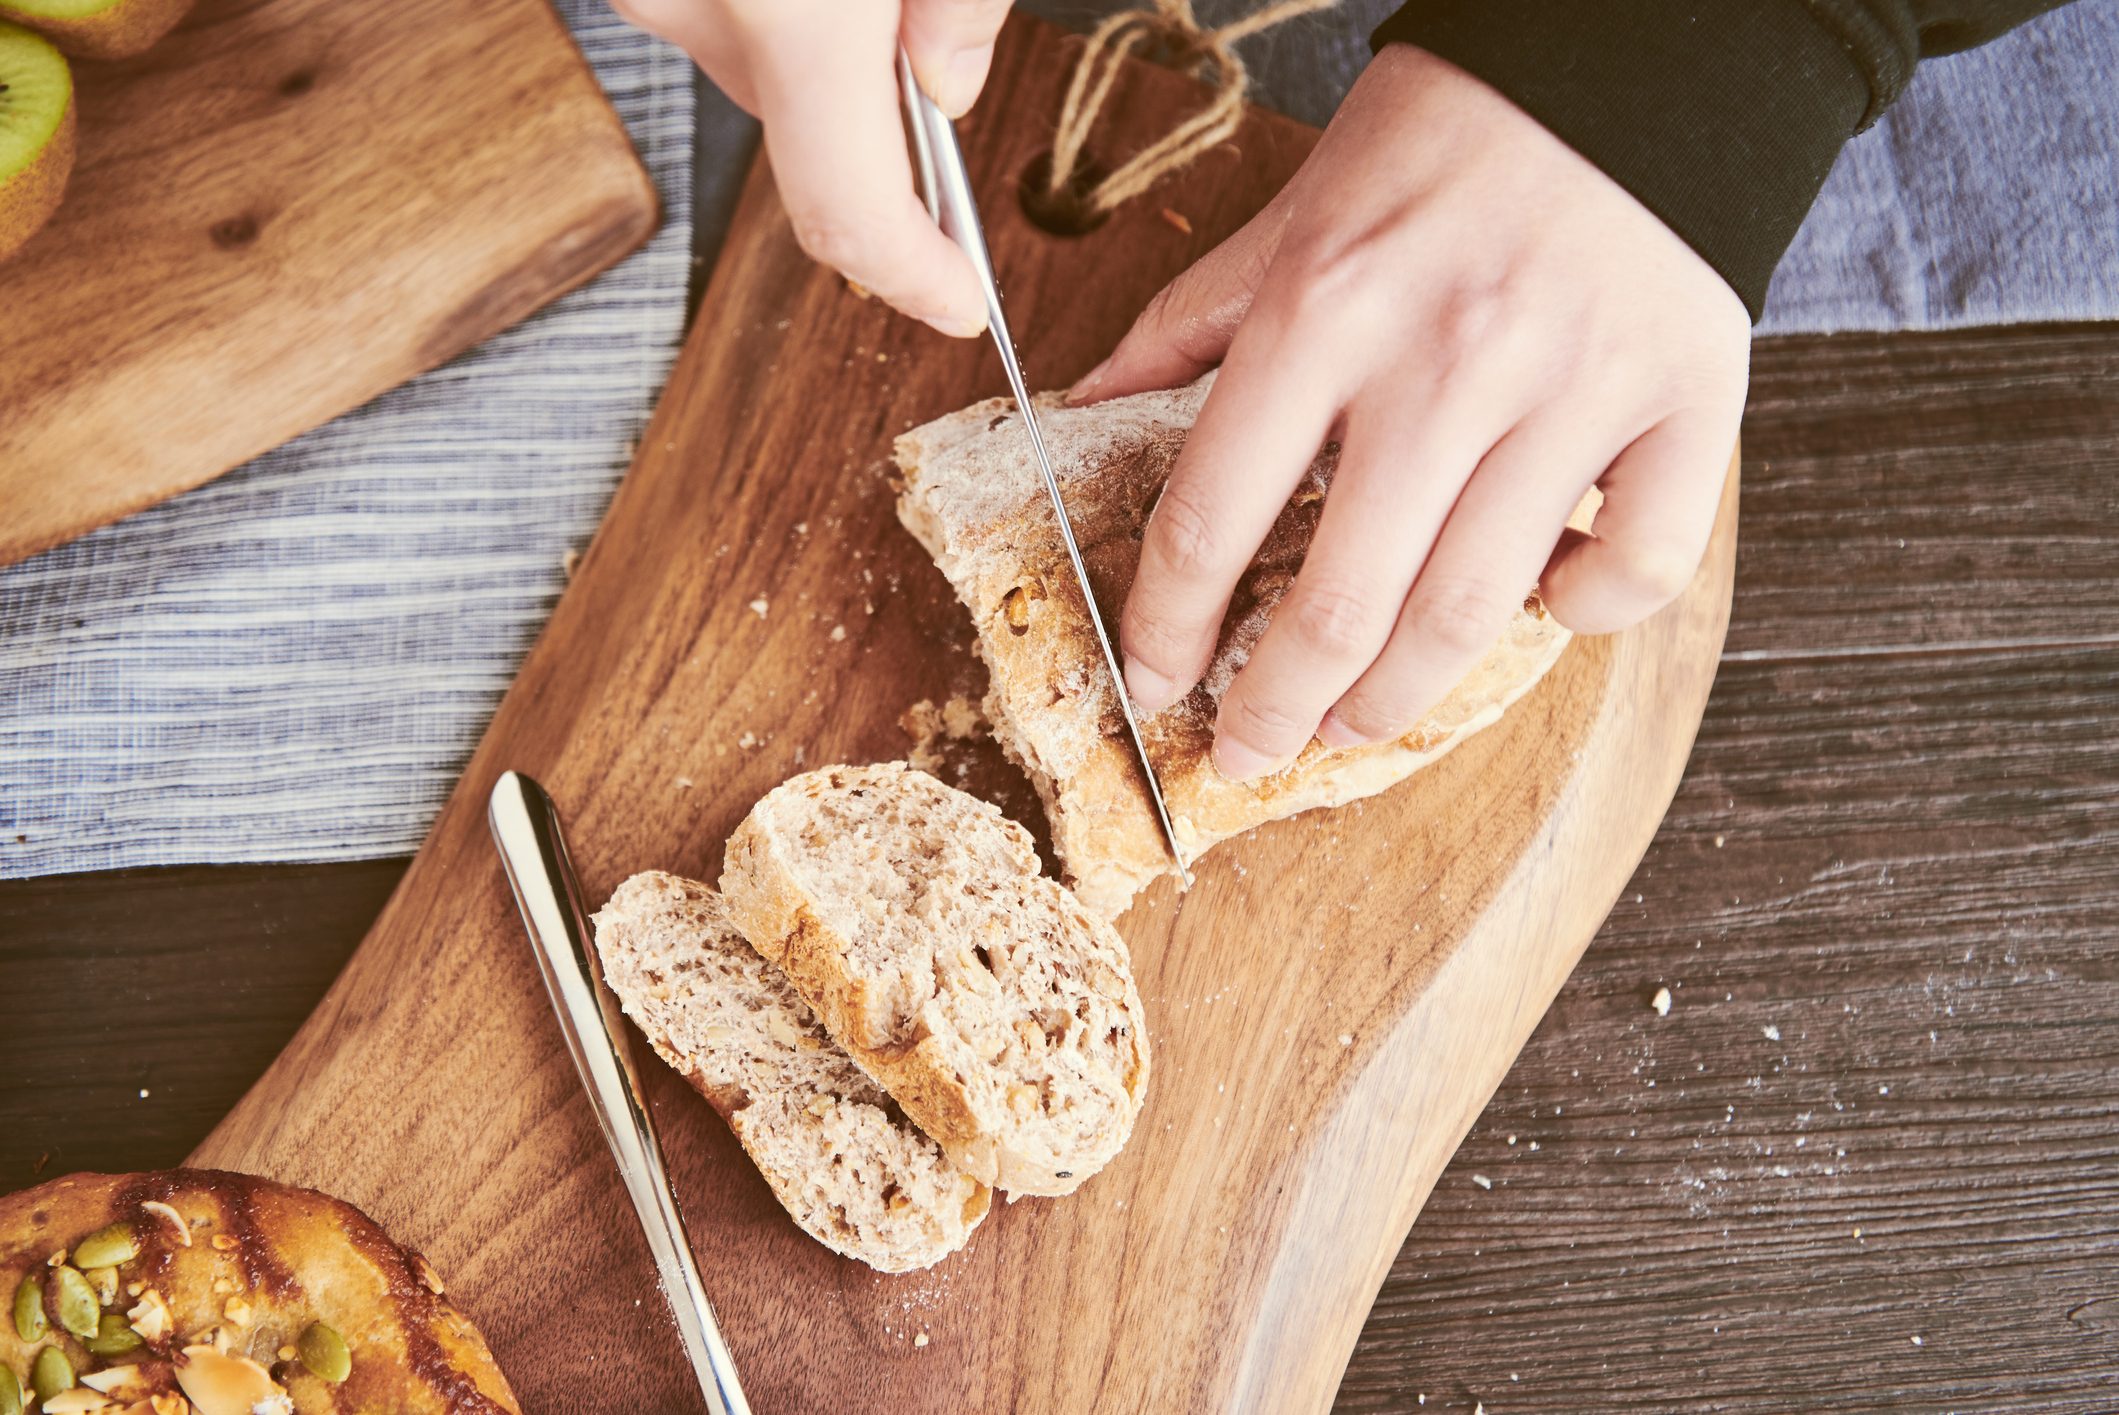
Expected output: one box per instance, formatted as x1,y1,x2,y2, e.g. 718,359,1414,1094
488,771,754,1415
897,51,1193,887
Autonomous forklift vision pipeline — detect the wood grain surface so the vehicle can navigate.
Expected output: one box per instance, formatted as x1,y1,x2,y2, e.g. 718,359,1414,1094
6,323,2114,1412
139,18,1736,1412
0,0,657,566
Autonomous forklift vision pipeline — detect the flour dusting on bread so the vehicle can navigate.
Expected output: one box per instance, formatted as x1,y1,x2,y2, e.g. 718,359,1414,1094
895,374,1580,916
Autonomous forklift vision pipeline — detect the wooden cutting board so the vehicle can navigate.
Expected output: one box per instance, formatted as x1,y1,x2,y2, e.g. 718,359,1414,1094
193,17,1736,1412
0,0,656,566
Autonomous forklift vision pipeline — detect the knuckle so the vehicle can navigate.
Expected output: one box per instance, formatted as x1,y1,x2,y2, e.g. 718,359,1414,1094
1617,542,1698,606
1121,596,1189,662
1429,278,1510,356
1222,688,1312,750
1407,577,1509,656
1285,580,1383,659
1146,484,1230,582
1276,238,1374,334
786,211,865,272
1331,689,1412,743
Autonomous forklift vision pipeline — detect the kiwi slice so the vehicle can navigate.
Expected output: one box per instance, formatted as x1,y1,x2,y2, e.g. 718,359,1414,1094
0,19,73,264
0,0,197,61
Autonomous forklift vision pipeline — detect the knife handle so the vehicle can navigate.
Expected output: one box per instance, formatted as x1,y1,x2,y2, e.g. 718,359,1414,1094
488,771,752,1415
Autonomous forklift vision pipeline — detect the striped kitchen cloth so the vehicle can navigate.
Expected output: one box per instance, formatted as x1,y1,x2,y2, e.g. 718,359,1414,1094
0,0,693,876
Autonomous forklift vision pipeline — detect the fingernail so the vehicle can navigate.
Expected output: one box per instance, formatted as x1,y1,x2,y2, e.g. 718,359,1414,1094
923,308,988,339
1067,356,1114,405
1316,711,1369,750
1123,654,1179,713
935,47,989,119
1213,734,1280,783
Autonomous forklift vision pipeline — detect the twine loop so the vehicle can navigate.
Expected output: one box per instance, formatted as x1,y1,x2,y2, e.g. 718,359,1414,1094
1044,0,1338,218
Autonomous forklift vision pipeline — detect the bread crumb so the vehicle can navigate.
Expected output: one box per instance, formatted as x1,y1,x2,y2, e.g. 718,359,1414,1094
900,695,987,774
674,776,694,791
830,624,847,642
1762,1024,1781,1041
913,1331,929,1348
1714,833,1726,847
1471,1174,1492,1190
1159,206,1192,234
738,731,758,749
748,596,770,618
1337,1033,1352,1047
1910,1335,1923,1346
562,547,582,580
1651,986,1672,1016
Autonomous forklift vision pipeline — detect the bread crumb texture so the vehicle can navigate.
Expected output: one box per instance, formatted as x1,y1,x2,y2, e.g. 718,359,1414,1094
894,374,1582,917
594,871,990,1271
722,764,1150,1196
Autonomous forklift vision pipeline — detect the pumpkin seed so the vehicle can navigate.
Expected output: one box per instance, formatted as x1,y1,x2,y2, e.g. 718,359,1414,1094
297,1321,351,1383
83,1266,117,1306
0,1363,21,1415
10,1276,42,1342
82,1311,142,1358
51,1266,98,1340
29,1347,71,1403
68,1224,139,1272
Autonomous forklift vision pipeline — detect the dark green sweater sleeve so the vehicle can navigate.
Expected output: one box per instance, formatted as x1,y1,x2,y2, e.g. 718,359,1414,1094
1371,0,2074,319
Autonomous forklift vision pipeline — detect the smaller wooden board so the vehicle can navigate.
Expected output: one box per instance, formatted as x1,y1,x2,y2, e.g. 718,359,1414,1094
0,0,658,566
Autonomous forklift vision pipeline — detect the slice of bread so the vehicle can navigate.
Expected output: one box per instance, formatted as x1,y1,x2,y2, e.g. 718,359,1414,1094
895,374,1583,918
720,763,1150,1197
593,871,990,1272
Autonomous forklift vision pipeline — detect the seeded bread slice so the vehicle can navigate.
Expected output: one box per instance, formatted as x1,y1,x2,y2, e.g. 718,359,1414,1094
593,871,991,1272
720,763,1150,1197
895,374,1585,918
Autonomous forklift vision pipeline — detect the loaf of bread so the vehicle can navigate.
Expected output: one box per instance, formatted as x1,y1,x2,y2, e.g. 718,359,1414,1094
0,1168,518,1414
896,375,1580,917
721,763,1150,1197
593,871,991,1272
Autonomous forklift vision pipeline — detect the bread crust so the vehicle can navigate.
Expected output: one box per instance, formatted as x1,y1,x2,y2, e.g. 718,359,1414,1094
0,1168,518,1412
895,375,1581,916
722,764,1150,1197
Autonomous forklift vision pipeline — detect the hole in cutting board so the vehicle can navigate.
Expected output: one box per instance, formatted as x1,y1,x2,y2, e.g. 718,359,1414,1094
1018,150,1111,236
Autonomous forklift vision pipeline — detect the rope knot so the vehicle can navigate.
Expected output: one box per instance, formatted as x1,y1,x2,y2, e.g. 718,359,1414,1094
1043,0,1337,223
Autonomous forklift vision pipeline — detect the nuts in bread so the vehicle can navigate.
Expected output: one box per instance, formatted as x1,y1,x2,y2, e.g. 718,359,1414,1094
895,374,1584,917
593,871,991,1272
0,1168,519,1413
720,763,1150,1197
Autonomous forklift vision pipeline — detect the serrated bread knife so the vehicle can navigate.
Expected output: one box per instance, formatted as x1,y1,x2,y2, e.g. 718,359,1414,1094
898,50,1192,886
488,771,753,1415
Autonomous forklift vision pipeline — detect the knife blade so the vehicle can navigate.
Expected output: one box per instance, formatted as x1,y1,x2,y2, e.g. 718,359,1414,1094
897,51,1193,887
488,770,753,1415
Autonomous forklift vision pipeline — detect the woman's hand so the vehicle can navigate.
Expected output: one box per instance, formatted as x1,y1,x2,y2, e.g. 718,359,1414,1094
1073,45,1750,781
611,0,1011,337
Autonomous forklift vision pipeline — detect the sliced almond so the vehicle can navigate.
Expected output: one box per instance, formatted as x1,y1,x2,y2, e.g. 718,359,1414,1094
127,1288,173,1342
82,1366,153,1396
173,1347,288,1415
41,1390,115,1413
140,1201,191,1248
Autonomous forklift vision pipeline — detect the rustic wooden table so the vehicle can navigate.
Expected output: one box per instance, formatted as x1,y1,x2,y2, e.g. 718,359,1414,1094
5,322,2113,1412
